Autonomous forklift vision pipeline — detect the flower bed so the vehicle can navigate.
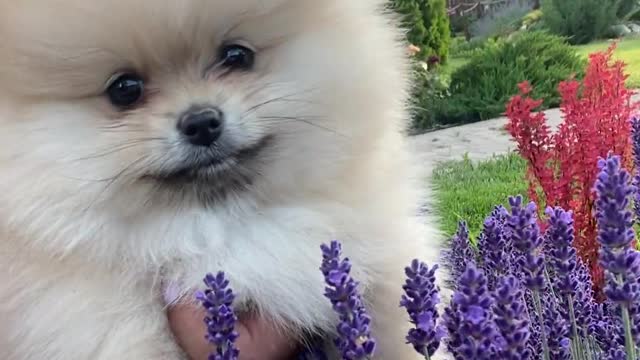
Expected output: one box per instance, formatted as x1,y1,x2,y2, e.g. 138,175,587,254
195,148,640,360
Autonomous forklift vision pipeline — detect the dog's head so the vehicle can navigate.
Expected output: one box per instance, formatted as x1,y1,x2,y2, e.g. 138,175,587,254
0,0,409,259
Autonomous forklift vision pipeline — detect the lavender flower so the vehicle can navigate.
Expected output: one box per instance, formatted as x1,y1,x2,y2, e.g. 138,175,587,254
631,116,640,221
443,300,464,358
595,153,640,356
400,260,444,358
479,206,513,290
544,206,597,357
507,195,550,359
493,276,530,360
196,272,240,360
443,221,475,289
542,294,571,360
508,196,545,291
443,263,500,359
573,259,596,338
545,207,578,296
607,347,627,360
320,241,376,360
491,204,511,224
591,301,627,357
527,309,543,358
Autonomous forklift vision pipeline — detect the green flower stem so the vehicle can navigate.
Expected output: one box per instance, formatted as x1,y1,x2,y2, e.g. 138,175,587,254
567,296,583,360
621,305,637,360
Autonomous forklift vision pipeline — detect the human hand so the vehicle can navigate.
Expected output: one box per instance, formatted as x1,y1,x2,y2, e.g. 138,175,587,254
167,303,298,360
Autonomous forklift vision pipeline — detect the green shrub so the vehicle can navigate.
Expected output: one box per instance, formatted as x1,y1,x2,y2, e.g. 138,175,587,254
416,31,585,128
521,9,543,28
542,0,621,44
391,0,451,62
450,36,489,58
629,7,640,21
618,0,639,19
449,36,466,55
409,63,452,131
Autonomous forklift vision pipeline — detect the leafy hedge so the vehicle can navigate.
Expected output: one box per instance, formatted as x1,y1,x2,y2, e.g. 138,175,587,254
412,31,585,130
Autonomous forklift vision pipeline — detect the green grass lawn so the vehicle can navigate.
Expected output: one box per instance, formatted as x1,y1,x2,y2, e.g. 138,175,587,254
431,153,528,240
574,37,640,88
448,36,640,88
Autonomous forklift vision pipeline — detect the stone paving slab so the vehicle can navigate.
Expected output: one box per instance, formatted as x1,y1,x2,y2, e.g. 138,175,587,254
409,94,640,170
408,108,563,171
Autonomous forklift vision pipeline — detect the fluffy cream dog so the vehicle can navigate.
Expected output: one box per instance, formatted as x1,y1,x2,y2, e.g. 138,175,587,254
0,0,440,359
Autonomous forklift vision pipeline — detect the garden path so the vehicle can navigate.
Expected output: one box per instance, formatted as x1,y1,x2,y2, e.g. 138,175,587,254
408,107,563,171
409,93,640,170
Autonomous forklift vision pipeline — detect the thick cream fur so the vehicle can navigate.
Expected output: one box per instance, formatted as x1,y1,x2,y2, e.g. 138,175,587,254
0,1,442,359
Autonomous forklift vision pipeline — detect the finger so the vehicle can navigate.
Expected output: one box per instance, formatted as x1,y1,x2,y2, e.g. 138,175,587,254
234,315,297,360
167,305,297,360
167,305,217,360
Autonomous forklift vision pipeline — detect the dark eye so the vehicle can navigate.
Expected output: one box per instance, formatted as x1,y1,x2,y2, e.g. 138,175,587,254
218,44,255,70
106,73,144,108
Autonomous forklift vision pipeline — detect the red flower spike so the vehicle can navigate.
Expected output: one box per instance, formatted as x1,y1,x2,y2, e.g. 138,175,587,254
506,43,639,298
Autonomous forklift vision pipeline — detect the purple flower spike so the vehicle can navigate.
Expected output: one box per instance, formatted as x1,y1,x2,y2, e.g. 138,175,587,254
196,272,240,360
443,221,475,289
443,263,500,359
400,260,444,357
595,154,640,347
493,276,530,360
543,295,571,360
479,206,514,290
443,300,464,358
591,301,626,356
595,155,637,253
507,196,546,291
320,241,376,360
545,207,598,341
631,116,640,221
545,207,578,296
607,346,627,360
573,259,596,338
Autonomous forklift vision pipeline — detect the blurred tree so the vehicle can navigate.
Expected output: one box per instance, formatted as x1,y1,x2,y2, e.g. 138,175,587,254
618,0,639,19
390,0,451,62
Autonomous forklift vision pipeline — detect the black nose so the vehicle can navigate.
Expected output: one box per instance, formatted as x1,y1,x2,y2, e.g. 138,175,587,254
177,106,224,147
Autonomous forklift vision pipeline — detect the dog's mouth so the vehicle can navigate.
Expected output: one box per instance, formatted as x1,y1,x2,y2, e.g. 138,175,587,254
137,136,273,205
143,135,273,186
